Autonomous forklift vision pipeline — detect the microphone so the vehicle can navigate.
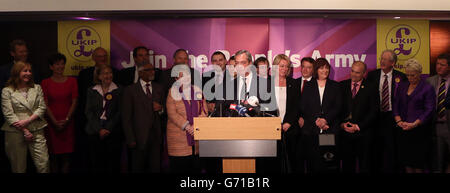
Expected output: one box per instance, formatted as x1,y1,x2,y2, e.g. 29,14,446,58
229,104,251,117
247,96,259,107
245,96,275,117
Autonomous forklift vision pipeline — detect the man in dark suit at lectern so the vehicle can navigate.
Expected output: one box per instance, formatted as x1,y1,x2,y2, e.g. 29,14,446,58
213,50,277,173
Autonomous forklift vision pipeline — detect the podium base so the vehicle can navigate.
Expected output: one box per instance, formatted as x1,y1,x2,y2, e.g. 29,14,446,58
222,158,256,173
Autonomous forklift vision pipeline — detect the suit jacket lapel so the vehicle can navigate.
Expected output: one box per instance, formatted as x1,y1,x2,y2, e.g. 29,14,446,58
311,80,322,110
375,69,381,88
135,83,152,112
322,80,331,108
11,89,34,112
27,87,37,111
354,79,366,99
433,75,439,90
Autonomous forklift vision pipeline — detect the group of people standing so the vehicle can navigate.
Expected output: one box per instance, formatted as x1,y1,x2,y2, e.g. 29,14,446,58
0,38,449,174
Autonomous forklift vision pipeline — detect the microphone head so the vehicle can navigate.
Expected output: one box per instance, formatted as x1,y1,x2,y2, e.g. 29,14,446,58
229,104,237,111
236,105,248,116
247,96,259,107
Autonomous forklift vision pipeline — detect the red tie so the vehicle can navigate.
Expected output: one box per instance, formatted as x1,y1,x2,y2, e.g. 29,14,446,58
301,79,307,94
145,83,152,99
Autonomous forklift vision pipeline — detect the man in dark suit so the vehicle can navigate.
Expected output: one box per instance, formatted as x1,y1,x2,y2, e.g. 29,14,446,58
215,50,277,117
122,60,164,172
0,39,40,173
75,47,119,172
214,50,277,173
157,49,202,100
0,39,40,86
339,61,379,173
118,46,148,86
202,51,228,113
367,49,407,173
201,51,231,173
294,57,315,173
427,53,450,173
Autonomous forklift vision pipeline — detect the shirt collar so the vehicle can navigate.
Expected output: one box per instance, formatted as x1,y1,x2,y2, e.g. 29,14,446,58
240,71,253,81
381,69,393,77
439,74,450,81
140,79,151,87
93,82,118,96
352,79,363,85
302,76,312,81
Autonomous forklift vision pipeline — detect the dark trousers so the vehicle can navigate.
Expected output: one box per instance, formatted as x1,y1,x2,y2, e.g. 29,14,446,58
339,133,371,173
131,145,161,173
0,130,11,173
299,134,338,173
371,111,399,173
431,122,450,173
284,129,299,173
169,154,200,174
201,157,222,174
73,112,89,173
88,135,122,173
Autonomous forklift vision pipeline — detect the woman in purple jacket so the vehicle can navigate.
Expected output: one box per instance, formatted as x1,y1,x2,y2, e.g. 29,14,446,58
393,59,436,173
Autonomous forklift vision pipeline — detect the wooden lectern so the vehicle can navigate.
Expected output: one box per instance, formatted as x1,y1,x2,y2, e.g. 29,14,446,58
194,117,281,173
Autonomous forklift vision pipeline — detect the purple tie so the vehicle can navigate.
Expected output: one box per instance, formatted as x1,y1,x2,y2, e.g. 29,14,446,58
352,82,358,98
381,75,390,112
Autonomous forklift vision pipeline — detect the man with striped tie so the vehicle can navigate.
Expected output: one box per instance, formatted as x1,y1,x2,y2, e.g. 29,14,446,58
427,53,450,173
367,50,407,173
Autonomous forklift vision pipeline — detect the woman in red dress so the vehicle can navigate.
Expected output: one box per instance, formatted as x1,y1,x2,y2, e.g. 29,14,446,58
41,53,78,173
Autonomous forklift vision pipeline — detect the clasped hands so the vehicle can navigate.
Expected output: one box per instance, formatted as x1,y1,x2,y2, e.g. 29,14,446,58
341,122,360,133
297,117,329,131
395,116,419,131
12,119,33,142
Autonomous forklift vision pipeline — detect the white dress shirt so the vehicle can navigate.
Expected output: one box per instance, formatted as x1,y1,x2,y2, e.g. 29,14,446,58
92,82,119,120
140,79,152,95
238,72,253,100
275,86,287,123
301,76,312,90
134,66,139,83
319,85,325,105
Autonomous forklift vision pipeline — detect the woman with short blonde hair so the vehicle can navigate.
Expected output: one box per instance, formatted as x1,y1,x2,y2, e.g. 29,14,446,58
393,58,435,173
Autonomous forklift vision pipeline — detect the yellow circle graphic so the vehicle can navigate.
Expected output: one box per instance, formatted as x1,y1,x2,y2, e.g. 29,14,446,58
385,24,421,61
66,26,101,62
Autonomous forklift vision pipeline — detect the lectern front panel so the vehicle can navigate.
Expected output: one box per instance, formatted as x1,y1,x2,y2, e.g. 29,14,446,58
199,140,277,157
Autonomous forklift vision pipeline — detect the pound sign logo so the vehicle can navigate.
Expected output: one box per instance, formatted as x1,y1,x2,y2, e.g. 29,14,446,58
385,24,421,61
67,26,101,62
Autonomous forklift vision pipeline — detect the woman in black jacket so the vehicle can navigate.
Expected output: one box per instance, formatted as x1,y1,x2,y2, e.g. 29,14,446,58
298,58,343,173
85,64,123,173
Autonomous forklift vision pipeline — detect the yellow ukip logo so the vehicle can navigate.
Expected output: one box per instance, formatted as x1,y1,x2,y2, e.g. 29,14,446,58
66,26,101,62
385,24,421,62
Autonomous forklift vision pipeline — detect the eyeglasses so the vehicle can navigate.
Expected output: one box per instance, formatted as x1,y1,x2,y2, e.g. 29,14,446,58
405,74,418,77
140,68,155,72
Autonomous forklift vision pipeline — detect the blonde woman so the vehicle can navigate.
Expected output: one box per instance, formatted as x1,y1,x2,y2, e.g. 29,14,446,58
166,65,208,173
272,54,301,172
393,59,435,173
1,61,49,173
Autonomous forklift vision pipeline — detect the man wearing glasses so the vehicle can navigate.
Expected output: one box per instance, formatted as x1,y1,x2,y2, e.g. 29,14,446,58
367,49,407,173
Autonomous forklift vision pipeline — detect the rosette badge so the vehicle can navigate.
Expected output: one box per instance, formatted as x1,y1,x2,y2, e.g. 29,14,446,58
105,93,113,101
395,77,401,83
